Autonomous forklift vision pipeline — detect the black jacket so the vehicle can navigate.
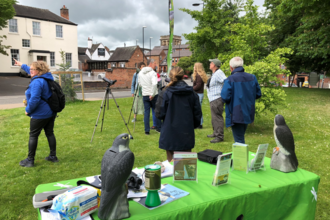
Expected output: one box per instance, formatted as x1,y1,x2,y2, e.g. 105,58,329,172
156,80,201,151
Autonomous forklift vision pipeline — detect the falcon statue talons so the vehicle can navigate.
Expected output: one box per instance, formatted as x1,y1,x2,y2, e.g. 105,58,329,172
98,133,135,220
270,114,299,173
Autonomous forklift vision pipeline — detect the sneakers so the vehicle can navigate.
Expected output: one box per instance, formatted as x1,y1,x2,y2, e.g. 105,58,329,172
156,129,161,133
210,137,224,143
145,132,150,135
197,125,203,129
207,134,216,138
151,126,156,130
45,155,59,162
131,118,136,122
19,158,34,167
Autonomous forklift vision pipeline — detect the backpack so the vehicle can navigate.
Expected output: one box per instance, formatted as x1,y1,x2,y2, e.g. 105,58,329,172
41,78,65,113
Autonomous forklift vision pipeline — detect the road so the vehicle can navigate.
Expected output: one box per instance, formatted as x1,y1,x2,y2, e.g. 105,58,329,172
0,76,193,109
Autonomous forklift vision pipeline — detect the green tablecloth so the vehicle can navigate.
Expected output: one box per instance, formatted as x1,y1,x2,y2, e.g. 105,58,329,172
36,153,320,220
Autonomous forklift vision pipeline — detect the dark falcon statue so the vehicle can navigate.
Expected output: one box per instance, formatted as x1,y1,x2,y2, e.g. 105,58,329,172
98,133,135,220
270,114,298,172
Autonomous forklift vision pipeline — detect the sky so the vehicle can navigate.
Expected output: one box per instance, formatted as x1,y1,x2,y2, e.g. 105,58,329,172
17,0,265,50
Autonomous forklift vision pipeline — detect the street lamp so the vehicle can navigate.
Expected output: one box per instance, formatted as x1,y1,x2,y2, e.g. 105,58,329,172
150,37,153,60
142,26,147,63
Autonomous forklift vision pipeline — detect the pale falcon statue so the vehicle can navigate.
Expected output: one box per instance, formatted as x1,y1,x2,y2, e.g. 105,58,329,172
98,133,135,220
270,114,298,172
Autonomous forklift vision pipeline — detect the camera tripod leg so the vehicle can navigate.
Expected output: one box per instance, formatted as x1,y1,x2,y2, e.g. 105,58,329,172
128,86,139,124
109,90,133,139
91,89,108,143
100,92,108,132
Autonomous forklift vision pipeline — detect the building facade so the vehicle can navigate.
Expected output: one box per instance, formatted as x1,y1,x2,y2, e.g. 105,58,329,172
160,35,182,46
0,4,78,76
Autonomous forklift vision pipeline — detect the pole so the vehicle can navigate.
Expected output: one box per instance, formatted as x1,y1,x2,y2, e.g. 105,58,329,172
150,37,153,60
143,28,144,64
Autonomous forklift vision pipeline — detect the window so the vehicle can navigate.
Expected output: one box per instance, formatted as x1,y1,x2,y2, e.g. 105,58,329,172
98,48,105,56
120,62,125,68
175,58,177,62
11,49,19,66
50,52,55,67
33,21,41,35
66,53,72,67
160,56,162,60
111,62,116,67
9,19,18,33
22,39,30,47
172,59,174,63
56,25,63,38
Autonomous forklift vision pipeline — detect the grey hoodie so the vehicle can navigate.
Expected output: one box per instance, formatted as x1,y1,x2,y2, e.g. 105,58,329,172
138,66,158,97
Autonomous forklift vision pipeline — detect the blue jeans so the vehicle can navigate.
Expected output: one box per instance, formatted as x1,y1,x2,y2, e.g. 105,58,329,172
197,93,204,125
231,123,248,144
143,95,161,132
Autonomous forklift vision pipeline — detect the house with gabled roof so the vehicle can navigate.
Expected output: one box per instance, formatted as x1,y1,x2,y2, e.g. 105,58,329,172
78,38,112,72
105,46,147,88
146,48,166,73
0,4,78,76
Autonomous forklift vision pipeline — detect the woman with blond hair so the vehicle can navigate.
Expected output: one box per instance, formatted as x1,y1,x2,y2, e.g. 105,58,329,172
14,59,58,167
192,62,208,129
156,66,202,162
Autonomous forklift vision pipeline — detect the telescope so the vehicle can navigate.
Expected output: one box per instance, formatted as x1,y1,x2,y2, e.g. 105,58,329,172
102,77,117,86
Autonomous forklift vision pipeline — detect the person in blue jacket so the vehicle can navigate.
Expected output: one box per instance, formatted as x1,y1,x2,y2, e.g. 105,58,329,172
221,57,262,144
156,66,202,162
14,59,58,167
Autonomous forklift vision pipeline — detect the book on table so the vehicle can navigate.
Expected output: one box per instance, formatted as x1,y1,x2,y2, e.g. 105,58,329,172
132,184,189,210
212,153,232,186
232,143,249,173
173,152,198,181
249,144,269,171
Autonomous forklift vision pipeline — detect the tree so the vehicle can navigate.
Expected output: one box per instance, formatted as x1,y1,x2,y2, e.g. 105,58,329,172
57,49,76,102
265,0,330,75
218,0,293,115
180,0,242,70
177,56,194,73
0,0,16,55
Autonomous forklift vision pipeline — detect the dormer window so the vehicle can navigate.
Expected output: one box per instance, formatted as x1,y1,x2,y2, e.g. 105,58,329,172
98,48,105,56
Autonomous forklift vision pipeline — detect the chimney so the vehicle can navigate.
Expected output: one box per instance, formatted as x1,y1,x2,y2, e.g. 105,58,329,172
60,5,69,20
88,37,92,49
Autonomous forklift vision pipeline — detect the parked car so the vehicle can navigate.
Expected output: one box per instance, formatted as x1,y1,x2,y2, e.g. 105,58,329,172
98,73,106,79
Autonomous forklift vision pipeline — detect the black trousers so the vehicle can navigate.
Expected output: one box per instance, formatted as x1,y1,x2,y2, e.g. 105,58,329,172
28,115,56,160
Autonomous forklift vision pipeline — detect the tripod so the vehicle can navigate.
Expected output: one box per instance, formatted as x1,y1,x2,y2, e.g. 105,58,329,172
91,78,133,143
127,83,141,132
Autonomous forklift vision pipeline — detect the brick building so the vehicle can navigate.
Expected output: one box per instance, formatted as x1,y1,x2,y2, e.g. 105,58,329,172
160,35,182,46
152,44,191,72
145,48,166,73
105,46,147,88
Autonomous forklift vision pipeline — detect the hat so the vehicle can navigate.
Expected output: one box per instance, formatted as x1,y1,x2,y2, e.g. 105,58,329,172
209,58,221,67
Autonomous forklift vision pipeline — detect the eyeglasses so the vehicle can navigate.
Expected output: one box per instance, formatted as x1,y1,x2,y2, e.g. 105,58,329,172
30,69,38,71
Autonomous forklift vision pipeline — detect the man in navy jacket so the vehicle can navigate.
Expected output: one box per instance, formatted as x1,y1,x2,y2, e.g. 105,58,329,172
221,57,261,144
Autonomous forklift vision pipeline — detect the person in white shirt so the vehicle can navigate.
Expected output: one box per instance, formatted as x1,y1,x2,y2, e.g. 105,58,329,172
138,59,161,134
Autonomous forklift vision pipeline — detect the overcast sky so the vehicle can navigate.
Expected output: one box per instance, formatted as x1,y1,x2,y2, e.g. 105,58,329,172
17,0,265,50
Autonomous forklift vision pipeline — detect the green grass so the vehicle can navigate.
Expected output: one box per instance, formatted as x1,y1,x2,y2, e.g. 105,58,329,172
0,87,329,219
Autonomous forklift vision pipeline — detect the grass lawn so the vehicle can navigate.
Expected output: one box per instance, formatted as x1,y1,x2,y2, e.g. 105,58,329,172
0,87,329,219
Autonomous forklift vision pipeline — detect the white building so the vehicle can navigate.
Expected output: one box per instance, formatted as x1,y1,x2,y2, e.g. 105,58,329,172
0,4,78,76
78,38,113,71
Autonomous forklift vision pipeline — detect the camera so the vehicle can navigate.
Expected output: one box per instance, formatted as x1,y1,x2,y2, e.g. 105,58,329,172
102,77,117,86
